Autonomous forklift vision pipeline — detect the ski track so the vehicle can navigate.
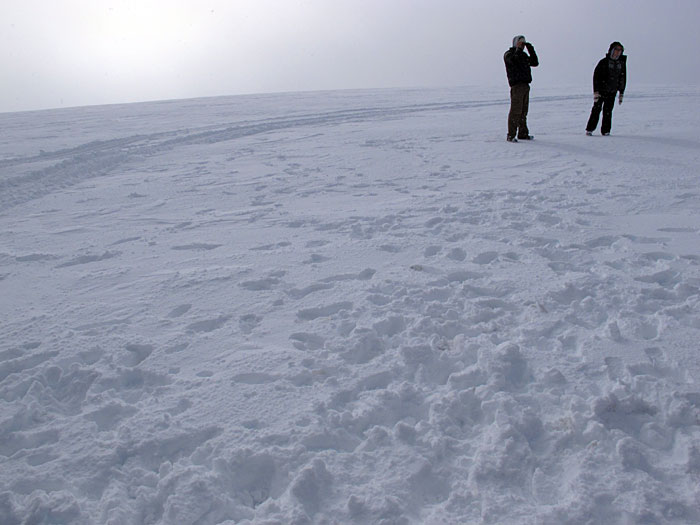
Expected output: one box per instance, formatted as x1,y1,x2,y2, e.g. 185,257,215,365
0,93,608,211
1,86,700,524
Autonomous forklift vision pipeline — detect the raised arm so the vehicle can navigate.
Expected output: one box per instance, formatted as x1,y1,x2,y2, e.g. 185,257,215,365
525,43,539,67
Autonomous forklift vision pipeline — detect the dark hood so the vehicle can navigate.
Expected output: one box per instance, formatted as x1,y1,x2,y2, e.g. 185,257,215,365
607,41,624,58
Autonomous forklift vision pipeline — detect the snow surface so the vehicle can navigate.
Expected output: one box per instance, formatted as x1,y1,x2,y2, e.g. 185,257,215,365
1,85,700,524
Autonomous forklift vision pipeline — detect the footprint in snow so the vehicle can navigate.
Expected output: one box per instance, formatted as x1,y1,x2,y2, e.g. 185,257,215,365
167,304,191,318
250,241,292,251
239,314,262,334
447,248,466,261
658,226,696,233
473,251,499,265
303,254,331,264
321,268,376,283
84,403,138,432
0,429,60,457
165,343,189,355
239,278,281,291
297,302,353,321
0,351,59,382
124,343,154,366
231,372,278,384
56,251,120,268
286,283,334,300
290,332,325,350
15,253,59,262
110,236,141,245
640,252,675,262
171,243,221,251
95,368,172,396
186,315,231,333
634,269,681,288
78,347,103,365
306,240,330,248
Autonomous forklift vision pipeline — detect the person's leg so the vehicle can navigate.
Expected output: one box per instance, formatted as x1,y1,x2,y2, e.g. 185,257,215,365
508,86,523,139
601,94,615,135
586,97,604,132
517,85,531,138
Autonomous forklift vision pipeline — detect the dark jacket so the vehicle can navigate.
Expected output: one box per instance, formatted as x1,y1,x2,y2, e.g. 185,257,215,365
504,43,539,87
593,42,626,95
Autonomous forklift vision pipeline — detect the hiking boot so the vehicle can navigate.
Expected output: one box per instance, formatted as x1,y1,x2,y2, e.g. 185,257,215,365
585,131,593,136
602,132,610,136
506,136,518,143
518,135,534,140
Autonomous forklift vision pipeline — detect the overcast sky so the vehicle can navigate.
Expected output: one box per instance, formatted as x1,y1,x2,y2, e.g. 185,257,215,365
2,0,699,113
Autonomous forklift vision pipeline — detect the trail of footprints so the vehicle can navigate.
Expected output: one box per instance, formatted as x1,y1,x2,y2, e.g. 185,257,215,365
2,180,699,521
259,187,698,520
167,184,698,520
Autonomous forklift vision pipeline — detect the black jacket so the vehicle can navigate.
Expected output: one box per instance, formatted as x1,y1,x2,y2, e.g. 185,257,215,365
593,42,626,95
504,43,539,87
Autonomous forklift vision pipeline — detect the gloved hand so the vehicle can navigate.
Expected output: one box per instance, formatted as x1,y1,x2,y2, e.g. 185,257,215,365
593,92,601,103
525,42,534,51
618,93,624,105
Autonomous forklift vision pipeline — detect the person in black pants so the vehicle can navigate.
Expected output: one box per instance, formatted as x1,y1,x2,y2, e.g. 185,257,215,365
586,42,626,136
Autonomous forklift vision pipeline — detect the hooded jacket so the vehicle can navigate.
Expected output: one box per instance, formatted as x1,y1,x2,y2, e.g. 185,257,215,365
504,36,539,87
593,41,626,95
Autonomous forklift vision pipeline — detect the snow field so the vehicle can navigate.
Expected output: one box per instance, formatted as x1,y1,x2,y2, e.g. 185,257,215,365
1,86,700,523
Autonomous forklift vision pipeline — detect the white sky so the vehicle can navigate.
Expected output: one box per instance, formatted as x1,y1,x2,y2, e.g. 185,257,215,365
2,0,699,112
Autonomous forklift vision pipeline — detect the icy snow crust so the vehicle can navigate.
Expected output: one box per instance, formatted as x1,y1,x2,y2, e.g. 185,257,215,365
1,86,699,524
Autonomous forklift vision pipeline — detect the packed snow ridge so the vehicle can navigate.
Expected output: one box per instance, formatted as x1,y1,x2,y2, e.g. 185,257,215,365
1,86,699,524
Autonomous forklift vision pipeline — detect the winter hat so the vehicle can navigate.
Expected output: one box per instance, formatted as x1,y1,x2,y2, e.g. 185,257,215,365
512,35,526,48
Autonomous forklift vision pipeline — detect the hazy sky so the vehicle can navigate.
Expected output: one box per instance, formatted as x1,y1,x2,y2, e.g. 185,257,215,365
2,0,699,112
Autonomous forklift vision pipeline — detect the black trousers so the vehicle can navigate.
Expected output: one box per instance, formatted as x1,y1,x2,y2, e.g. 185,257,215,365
586,93,616,134
508,84,530,139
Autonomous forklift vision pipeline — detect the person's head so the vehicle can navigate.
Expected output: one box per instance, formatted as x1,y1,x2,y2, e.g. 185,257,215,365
608,41,624,60
513,35,526,49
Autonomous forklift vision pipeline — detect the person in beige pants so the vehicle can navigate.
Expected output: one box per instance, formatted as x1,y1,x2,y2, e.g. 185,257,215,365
504,35,539,142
